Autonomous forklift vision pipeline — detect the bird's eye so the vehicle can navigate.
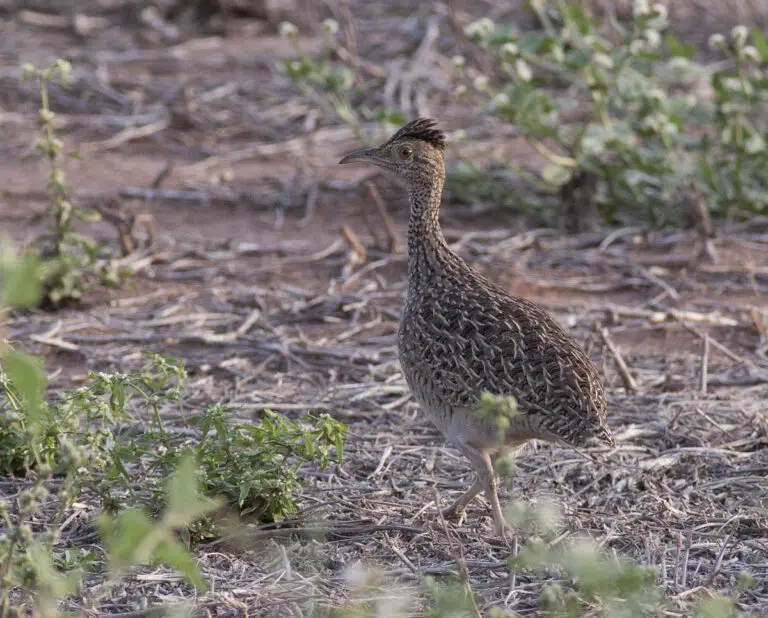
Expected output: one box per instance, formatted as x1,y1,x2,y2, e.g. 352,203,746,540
399,146,413,160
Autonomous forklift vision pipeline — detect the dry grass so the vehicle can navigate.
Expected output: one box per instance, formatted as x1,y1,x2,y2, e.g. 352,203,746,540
2,1,768,615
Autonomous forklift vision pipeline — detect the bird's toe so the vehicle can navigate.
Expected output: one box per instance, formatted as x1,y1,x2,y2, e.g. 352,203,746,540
440,504,466,523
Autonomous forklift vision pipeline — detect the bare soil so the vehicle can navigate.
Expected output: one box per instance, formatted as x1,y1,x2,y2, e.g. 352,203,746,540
2,2,768,616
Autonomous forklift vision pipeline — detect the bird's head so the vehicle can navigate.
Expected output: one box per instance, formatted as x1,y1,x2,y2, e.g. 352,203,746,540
339,118,446,183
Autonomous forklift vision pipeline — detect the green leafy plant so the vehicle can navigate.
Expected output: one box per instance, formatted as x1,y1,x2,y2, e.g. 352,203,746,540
185,404,347,521
473,392,519,443
513,537,662,616
456,1,768,227
98,453,219,592
701,27,768,216
457,3,681,226
505,499,757,617
21,61,125,307
0,352,184,483
1,346,347,523
0,239,349,614
279,20,405,142
423,574,484,618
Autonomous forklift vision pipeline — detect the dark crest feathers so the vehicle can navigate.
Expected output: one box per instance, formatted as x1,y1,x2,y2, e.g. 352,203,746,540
387,118,445,151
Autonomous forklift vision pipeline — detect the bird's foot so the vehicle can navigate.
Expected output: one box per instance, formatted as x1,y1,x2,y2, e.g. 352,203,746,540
440,504,467,526
492,516,513,539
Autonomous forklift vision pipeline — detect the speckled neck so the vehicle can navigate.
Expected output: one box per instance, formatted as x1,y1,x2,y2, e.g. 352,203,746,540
406,159,461,289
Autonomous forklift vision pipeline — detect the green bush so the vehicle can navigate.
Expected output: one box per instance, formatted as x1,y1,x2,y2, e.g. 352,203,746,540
186,404,346,521
458,1,768,225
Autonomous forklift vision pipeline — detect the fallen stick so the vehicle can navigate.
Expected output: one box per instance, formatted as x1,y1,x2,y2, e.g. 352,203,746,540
599,326,638,394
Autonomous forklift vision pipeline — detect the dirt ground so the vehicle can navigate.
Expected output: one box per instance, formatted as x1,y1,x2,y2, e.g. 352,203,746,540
2,2,768,616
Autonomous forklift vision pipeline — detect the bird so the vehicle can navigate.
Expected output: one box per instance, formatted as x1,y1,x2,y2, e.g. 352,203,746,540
339,118,613,536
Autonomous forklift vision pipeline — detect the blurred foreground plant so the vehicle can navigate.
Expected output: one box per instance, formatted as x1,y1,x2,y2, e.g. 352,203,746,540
0,244,211,616
0,240,348,614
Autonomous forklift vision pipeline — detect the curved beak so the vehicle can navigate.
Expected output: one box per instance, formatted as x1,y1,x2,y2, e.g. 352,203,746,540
339,147,379,165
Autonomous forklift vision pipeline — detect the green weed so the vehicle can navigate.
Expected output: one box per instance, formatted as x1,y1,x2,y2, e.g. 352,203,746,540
279,20,406,142
458,1,768,226
186,404,346,521
21,61,127,307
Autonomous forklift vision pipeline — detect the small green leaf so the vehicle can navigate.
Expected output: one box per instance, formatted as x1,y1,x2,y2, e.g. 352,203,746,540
154,539,207,590
335,434,344,464
752,27,768,62
564,3,592,35
737,570,757,591
74,209,102,222
28,541,81,600
696,595,737,618
542,164,573,187
1,250,40,308
111,381,126,411
745,132,765,155
99,508,153,569
238,481,251,506
665,33,696,60
5,349,45,425
166,451,217,524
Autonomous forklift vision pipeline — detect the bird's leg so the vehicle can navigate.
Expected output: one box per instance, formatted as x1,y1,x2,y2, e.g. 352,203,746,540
440,476,484,521
456,444,512,537
484,468,510,537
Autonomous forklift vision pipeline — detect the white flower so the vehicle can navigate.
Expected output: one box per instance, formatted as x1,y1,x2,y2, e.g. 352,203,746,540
667,56,690,70
644,29,661,50
593,52,614,70
21,63,37,80
642,115,660,132
543,110,558,126
322,19,339,36
633,0,650,17
53,59,72,81
452,55,466,68
731,25,748,48
465,17,495,41
491,92,510,109
455,84,469,97
741,45,761,64
651,3,668,21
279,21,298,39
562,24,579,45
515,58,532,82
708,33,726,51
472,75,490,91
647,88,665,102
500,42,519,61
661,119,678,136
